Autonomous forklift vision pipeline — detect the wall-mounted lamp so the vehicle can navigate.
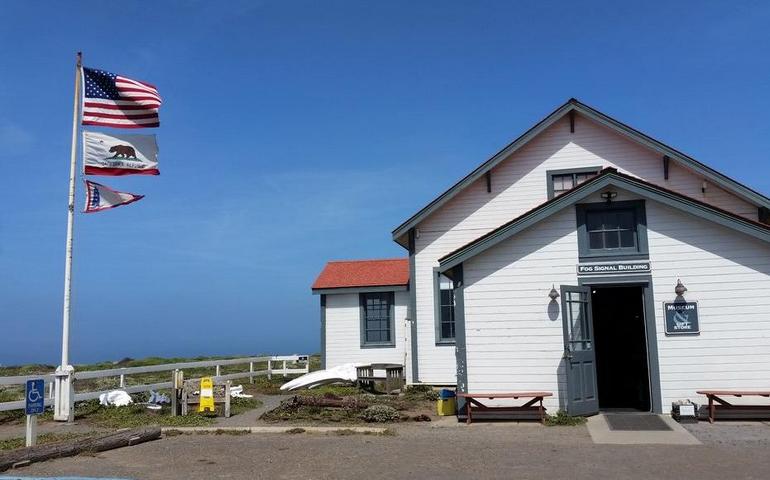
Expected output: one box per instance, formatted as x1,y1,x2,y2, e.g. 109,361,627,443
674,279,687,296
548,284,560,301
600,191,618,204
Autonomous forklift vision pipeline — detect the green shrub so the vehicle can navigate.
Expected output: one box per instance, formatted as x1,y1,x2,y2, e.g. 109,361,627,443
403,385,440,401
544,410,586,426
360,404,399,423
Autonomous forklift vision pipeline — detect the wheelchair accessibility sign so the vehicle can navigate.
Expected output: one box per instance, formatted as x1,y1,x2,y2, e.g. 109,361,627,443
25,378,45,415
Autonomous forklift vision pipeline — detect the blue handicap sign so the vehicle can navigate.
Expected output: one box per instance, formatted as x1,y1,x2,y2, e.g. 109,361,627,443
25,379,45,415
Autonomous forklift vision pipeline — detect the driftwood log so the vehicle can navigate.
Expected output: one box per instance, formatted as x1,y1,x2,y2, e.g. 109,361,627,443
291,395,368,409
0,426,161,472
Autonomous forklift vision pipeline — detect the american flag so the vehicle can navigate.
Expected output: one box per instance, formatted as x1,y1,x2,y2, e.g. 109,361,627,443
82,67,162,128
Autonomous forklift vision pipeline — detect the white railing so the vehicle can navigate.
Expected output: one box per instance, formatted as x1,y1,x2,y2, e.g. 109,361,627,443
0,355,308,412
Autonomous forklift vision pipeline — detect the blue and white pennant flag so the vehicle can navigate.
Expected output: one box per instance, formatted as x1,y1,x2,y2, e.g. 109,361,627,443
84,180,144,213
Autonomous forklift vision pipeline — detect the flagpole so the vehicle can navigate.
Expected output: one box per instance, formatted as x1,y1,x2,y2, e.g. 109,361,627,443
54,51,82,422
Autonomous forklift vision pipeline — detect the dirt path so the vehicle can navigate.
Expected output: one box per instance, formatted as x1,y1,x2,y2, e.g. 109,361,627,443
214,393,290,427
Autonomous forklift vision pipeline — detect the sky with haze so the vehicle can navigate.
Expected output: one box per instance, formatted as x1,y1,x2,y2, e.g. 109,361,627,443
1,1,769,364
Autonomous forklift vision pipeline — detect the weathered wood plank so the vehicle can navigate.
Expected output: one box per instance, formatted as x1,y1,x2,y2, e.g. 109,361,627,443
0,427,161,472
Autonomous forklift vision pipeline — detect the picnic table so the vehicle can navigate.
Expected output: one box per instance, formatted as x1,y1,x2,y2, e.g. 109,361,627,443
696,390,770,423
457,391,552,425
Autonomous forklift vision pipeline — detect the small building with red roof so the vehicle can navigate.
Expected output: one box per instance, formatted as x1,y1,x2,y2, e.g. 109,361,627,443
313,99,770,418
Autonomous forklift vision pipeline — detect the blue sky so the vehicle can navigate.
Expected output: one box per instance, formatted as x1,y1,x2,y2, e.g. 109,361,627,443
1,1,769,365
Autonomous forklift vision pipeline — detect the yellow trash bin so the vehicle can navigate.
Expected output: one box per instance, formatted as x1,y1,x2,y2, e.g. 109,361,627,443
436,389,456,416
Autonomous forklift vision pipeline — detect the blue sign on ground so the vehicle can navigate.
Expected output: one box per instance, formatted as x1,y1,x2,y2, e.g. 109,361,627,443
25,379,45,415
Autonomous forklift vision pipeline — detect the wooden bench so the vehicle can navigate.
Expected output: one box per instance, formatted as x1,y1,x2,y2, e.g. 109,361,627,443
457,392,552,425
355,364,405,393
696,390,770,423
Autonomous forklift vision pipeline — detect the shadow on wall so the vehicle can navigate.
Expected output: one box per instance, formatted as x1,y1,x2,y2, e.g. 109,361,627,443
557,357,568,412
547,299,560,322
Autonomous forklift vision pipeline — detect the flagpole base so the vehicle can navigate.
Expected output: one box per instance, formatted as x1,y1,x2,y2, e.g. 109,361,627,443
53,366,75,423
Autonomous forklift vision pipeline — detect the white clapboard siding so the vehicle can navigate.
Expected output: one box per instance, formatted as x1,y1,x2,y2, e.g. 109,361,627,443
459,194,770,411
324,292,409,375
647,201,770,407
412,113,758,385
461,208,580,410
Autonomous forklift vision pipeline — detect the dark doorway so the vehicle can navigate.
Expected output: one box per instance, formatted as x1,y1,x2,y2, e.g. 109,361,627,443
591,286,651,411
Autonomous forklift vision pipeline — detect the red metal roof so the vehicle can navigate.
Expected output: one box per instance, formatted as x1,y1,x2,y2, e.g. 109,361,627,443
312,258,409,290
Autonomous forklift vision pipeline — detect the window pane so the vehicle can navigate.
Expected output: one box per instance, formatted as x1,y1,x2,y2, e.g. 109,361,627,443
575,173,592,185
605,231,620,249
620,229,635,248
618,210,634,230
586,212,602,232
367,330,381,343
441,321,453,340
589,231,604,249
602,212,619,230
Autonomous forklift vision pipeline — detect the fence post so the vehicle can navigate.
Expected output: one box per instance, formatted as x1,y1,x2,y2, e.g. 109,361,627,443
267,360,272,380
119,374,125,388
171,369,179,417
249,362,254,384
305,358,310,373
282,360,287,378
215,365,221,377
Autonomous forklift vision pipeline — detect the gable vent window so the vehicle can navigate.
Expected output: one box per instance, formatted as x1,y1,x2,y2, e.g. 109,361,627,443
547,168,600,199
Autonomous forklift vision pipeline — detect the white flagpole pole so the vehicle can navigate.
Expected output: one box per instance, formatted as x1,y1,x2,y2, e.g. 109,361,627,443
54,51,82,422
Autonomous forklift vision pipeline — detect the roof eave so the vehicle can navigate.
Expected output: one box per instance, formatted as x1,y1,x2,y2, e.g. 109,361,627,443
391,99,577,242
311,284,408,295
438,172,770,271
392,99,770,245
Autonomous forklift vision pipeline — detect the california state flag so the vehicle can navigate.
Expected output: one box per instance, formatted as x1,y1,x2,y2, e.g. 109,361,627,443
83,131,159,176
84,180,144,213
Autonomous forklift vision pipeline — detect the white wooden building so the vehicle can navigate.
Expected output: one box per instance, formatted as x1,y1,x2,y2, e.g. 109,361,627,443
313,99,770,415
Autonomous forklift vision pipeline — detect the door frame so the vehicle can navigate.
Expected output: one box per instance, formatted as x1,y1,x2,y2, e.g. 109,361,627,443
577,274,663,414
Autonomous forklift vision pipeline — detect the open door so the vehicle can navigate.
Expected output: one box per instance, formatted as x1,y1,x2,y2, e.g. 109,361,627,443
560,285,599,416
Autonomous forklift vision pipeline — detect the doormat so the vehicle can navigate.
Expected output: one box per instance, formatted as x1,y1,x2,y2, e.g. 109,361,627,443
605,414,672,431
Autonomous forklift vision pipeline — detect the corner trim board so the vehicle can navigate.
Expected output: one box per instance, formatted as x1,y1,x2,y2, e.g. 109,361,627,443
408,229,419,382
320,294,326,370
452,264,468,412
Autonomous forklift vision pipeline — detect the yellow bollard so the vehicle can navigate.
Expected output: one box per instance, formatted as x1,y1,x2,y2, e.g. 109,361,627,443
198,377,215,413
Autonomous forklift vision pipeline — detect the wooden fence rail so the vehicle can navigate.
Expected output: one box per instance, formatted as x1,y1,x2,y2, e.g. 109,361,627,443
0,355,308,412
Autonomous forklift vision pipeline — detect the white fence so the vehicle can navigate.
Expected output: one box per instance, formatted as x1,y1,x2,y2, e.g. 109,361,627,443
0,355,309,412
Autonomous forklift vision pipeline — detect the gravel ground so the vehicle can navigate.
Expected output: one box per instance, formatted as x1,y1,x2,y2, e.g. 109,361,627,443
683,421,770,446
11,421,770,480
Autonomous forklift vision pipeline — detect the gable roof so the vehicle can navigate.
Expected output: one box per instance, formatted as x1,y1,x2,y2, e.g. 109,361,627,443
311,258,409,292
393,98,770,247
438,168,770,271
